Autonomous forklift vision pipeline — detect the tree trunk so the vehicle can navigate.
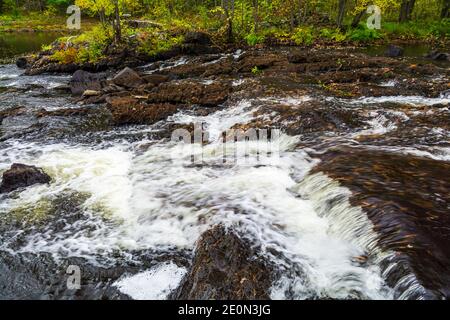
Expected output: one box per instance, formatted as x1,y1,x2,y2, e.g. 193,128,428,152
337,0,347,27
441,0,450,19
399,0,416,22
351,10,365,28
113,0,121,43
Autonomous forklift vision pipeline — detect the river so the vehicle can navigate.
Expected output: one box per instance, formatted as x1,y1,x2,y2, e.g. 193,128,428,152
0,33,449,299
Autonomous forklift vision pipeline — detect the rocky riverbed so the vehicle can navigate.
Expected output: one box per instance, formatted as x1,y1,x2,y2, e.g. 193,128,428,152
0,37,449,299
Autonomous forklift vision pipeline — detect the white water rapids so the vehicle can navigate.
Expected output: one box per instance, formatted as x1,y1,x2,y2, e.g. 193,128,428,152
1,63,449,300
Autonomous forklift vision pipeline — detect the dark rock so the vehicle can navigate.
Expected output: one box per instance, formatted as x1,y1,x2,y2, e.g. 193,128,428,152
426,50,450,61
25,55,79,76
171,225,272,300
0,163,51,193
312,147,450,299
237,52,283,72
0,251,131,300
70,70,107,96
142,74,170,86
287,52,308,64
112,67,145,89
148,80,231,106
106,96,182,125
16,57,31,69
385,45,404,57
184,31,211,45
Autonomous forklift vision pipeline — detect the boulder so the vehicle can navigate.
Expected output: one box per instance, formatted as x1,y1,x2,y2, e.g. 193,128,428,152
112,67,145,88
106,96,181,125
184,31,211,45
0,164,51,193
384,45,404,57
171,225,272,300
69,70,107,96
16,56,34,69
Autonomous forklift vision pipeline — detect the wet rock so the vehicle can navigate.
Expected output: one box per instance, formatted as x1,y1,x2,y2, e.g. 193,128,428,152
0,251,131,300
385,45,404,57
0,163,51,193
287,51,308,64
171,225,272,300
148,80,231,106
25,55,79,76
184,31,211,45
237,100,365,136
237,52,283,72
16,56,34,69
70,70,107,96
36,107,92,118
142,74,170,86
426,50,450,61
112,67,145,89
106,96,182,125
312,147,450,299
180,31,216,55
0,107,27,124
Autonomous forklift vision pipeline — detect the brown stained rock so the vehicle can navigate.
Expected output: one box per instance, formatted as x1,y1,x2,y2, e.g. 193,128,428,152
312,147,450,299
148,80,231,106
0,107,27,124
0,164,51,193
142,74,170,86
106,96,181,125
112,67,146,89
236,101,365,136
237,52,284,72
171,225,272,300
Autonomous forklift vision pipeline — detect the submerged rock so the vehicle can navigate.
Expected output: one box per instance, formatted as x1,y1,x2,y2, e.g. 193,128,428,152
312,147,450,299
0,163,51,193
171,225,272,300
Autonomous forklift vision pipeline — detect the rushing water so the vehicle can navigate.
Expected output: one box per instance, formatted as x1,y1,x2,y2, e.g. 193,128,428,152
0,44,449,300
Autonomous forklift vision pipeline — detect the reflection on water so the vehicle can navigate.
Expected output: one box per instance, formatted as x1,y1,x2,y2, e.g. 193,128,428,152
0,32,63,61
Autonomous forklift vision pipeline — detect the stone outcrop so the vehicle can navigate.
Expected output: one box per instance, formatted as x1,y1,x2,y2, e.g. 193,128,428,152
171,225,272,300
0,164,51,193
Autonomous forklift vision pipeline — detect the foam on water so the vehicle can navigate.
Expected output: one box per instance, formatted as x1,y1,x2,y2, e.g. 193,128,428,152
114,262,187,299
347,95,449,106
1,88,444,299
